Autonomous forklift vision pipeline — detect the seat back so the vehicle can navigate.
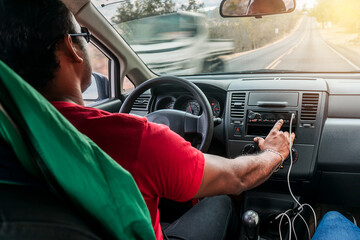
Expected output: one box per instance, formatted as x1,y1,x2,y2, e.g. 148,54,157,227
0,138,103,239
0,60,155,240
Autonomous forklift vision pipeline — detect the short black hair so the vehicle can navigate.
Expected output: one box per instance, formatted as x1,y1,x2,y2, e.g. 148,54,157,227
0,0,79,91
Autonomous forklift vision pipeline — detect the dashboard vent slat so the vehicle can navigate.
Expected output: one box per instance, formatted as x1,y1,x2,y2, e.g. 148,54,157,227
301,93,319,121
133,95,150,110
231,92,246,118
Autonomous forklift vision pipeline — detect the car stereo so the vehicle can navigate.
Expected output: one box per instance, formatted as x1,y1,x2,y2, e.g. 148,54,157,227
246,110,297,136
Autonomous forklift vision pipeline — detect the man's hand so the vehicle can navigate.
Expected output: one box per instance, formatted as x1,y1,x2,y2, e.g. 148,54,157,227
253,119,295,160
194,119,296,198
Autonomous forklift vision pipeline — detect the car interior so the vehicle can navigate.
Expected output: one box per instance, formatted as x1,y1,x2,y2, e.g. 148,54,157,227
1,0,360,239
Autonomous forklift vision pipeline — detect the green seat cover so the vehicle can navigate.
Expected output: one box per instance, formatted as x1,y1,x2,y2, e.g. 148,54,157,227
0,60,155,240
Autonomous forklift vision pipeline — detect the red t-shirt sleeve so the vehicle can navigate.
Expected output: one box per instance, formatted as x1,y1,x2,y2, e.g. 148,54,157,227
134,122,205,202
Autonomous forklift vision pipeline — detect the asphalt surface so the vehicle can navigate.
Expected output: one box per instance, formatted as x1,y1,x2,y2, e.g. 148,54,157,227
226,17,360,72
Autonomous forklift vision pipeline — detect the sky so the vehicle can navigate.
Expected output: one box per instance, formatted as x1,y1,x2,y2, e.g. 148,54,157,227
297,0,316,9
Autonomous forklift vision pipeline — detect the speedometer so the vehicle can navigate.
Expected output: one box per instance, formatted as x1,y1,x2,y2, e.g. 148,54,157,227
209,97,221,117
181,100,201,116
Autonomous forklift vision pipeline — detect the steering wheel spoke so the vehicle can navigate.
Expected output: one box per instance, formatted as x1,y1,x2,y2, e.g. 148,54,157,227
146,109,186,137
184,113,200,134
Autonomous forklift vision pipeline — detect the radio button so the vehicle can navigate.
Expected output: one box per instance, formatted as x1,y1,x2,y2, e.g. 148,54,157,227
234,126,242,136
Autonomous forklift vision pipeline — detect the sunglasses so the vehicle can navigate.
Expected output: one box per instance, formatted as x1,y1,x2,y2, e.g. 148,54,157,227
69,27,91,43
47,27,91,50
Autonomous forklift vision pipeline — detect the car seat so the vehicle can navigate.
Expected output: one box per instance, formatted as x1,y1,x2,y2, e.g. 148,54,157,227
0,60,155,240
0,138,103,239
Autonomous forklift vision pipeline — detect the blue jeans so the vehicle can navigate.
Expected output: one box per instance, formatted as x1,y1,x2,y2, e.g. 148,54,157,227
312,211,360,240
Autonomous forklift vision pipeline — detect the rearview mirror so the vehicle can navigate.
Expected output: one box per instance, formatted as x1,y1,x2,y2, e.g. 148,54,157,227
220,0,296,18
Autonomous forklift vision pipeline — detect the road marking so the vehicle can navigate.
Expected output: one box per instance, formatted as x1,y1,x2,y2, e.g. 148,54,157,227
226,17,305,62
266,33,306,69
323,41,360,71
272,60,282,69
266,50,290,69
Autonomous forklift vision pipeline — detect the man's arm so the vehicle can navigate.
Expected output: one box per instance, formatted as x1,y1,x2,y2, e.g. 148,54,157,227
194,119,295,198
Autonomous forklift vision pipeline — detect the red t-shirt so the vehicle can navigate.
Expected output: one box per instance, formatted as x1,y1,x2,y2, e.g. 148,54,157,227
52,101,205,240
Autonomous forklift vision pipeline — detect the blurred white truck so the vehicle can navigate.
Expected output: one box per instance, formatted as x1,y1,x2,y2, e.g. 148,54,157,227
116,12,234,75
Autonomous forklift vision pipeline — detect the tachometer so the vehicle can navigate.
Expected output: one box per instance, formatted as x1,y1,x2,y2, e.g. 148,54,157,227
181,99,201,115
209,97,221,117
155,97,176,110
164,101,175,109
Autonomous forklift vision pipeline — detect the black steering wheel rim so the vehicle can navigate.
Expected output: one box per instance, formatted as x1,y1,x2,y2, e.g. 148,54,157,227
119,76,214,152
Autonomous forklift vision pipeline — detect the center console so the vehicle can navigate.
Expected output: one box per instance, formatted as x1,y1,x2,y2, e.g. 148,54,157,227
224,79,327,180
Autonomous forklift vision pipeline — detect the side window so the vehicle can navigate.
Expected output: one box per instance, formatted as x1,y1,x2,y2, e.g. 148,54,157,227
83,43,110,105
123,76,135,94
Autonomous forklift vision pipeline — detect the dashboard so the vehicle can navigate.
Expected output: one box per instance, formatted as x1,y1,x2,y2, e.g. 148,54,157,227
129,74,360,207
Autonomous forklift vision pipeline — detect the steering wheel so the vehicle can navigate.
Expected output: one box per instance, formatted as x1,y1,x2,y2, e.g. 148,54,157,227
119,76,214,152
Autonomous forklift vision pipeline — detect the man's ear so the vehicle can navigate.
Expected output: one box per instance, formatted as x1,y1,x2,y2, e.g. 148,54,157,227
63,35,83,63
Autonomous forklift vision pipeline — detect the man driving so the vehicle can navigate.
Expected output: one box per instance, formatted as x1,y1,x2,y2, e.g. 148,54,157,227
0,0,294,239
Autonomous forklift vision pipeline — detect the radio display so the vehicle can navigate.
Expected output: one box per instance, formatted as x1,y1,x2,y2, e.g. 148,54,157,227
246,111,297,136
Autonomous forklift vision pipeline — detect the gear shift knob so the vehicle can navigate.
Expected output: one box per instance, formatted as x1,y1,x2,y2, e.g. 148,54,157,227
242,210,260,240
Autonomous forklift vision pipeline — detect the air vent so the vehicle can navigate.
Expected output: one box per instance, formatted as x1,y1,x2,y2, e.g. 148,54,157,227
279,77,317,81
242,78,275,81
301,93,319,121
133,95,150,110
231,92,246,118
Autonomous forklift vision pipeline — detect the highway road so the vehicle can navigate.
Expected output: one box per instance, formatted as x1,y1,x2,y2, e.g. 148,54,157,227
226,17,360,72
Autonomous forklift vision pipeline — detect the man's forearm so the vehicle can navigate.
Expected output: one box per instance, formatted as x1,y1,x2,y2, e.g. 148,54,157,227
228,151,282,195
197,152,282,198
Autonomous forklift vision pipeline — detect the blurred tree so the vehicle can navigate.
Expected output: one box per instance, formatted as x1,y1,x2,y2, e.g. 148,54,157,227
310,0,360,33
111,0,175,23
180,0,204,12
112,0,205,23
111,0,135,23
209,10,301,52
309,0,331,29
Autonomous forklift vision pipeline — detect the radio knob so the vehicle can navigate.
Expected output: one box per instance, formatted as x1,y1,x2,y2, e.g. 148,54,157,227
248,111,261,120
242,144,259,155
284,148,298,163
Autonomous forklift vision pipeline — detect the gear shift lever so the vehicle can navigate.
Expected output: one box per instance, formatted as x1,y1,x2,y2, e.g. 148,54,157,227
242,210,260,240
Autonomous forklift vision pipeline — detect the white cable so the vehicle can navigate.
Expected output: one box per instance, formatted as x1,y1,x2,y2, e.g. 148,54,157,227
302,203,317,229
292,211,311,240
287,113,302,208
298,214,311,240
291,213,299,240
278,211,292,240
277,113,317,240
353,216,358,227
276,209,292,240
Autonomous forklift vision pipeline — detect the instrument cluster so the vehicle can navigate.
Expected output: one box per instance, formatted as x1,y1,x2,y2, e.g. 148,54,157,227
154,95,222,118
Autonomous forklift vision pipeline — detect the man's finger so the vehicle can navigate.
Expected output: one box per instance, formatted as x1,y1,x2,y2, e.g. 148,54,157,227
284,132,290,139
291,132,295,142
271,119,284,132
254,137,265,146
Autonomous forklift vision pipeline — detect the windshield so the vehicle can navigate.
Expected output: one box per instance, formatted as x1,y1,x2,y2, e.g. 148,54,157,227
92,0,360,75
